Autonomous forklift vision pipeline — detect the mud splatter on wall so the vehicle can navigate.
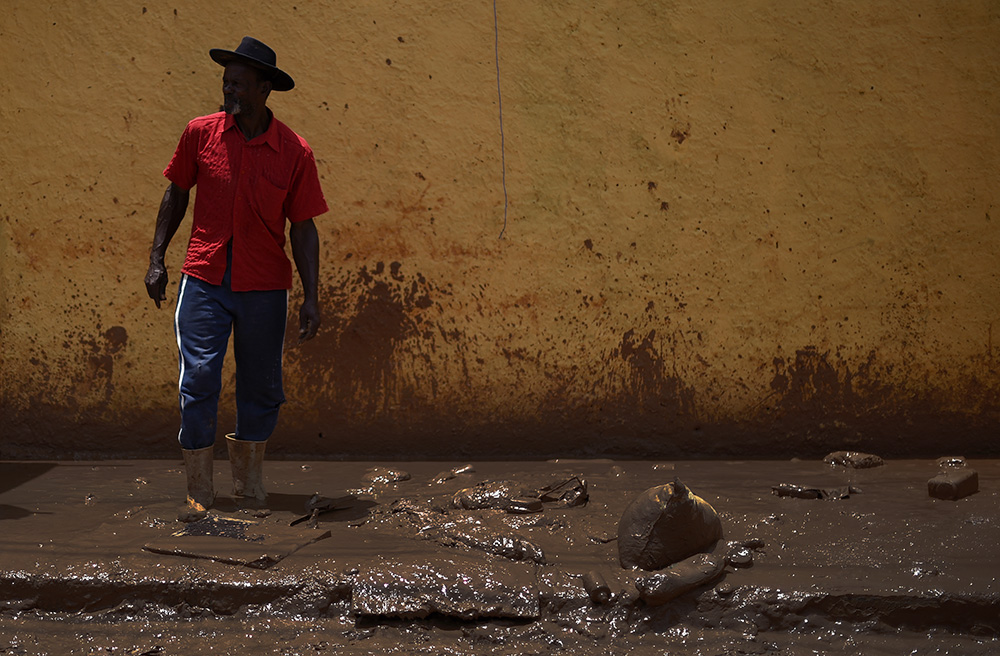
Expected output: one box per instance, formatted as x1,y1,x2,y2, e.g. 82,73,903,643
1,1,999,458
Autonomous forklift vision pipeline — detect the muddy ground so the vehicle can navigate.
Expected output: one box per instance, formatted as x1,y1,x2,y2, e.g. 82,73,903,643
1,458,997,654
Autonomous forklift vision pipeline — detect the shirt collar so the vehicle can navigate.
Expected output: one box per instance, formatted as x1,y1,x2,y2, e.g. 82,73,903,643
223,109,280,152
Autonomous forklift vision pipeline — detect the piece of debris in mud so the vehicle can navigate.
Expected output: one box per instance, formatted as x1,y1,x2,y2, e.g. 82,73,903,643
362,467,411,485
423,516,547,564
581,570,613,604
617,478,723,571
143,519,332,570
453,480,520,510
823,451,884,468
508,497,543,514
172,515,265,542
430,464,476,484
635,552,726,606
352,554,539,620
288,493,355,527
451,476,588,513
391,499,547,564
928,468,979,500
537,476,589,507
771,483,861,500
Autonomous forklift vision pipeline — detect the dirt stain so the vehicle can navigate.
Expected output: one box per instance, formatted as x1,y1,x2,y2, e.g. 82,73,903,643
293,263,448,421
611,329,695,417
74,325,130,403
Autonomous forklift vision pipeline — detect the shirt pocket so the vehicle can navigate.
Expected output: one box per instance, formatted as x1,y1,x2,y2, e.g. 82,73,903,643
251,176,288,225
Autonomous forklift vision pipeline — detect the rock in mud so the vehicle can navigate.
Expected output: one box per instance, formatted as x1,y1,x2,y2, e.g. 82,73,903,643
430,464,475,484
725,542,754,568
362,467,411,485
635,553,726,606
823,451,884,468
352,554,539,620
617,478,723,571
928,468,979,500
453,480,520,510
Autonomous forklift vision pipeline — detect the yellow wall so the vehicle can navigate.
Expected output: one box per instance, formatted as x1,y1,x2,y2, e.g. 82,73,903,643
2,1,998,458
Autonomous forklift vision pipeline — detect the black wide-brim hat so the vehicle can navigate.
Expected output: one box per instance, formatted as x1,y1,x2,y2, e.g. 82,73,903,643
209,36,295,92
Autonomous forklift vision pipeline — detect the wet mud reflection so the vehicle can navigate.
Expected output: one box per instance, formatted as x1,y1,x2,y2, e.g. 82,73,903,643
0,457,998,654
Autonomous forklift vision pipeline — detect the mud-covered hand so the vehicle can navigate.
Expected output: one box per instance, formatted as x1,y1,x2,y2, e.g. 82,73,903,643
298,298,321,343
145,260,169,309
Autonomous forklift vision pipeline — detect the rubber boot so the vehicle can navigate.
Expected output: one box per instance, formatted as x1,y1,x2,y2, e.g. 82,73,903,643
227,433,268,508
179,445,215,522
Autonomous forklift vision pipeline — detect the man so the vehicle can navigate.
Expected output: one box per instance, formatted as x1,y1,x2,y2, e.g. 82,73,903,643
144,37,328,520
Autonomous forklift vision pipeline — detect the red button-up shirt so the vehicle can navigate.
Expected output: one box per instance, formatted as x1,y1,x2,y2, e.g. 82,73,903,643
164,111,328,291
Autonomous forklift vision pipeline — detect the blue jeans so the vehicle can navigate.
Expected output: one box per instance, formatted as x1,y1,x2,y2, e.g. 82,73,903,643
173,263,288,450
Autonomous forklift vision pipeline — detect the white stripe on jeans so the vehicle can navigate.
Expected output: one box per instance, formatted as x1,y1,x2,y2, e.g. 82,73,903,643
174,274,191,447
174,274,190,410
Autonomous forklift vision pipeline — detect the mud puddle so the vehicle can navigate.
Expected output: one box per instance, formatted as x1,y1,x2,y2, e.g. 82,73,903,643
2,613,997,655
1,458,998,654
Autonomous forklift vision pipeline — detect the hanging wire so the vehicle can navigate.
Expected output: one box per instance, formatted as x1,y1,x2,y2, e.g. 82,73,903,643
493,0,509,239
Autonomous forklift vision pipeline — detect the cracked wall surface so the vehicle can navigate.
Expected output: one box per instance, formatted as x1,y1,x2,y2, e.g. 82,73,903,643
1,1,998,458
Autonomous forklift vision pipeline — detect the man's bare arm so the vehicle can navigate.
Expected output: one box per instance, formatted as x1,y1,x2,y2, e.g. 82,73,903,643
290,218,321,342
144,182,190,308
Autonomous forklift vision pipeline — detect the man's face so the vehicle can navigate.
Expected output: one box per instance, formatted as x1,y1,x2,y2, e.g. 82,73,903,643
222,62,270,116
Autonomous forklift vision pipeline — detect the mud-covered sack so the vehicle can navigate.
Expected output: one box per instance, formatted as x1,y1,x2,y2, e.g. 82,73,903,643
822,451,884,469
635,552,726,605
617,478,723,570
